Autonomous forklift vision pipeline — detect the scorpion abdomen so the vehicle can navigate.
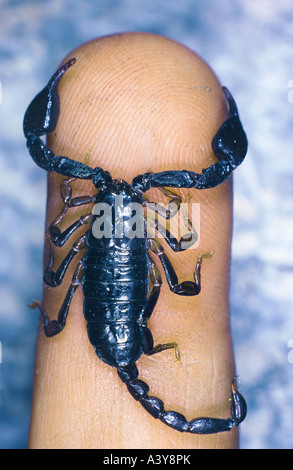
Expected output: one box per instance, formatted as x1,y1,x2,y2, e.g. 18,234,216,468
82,194,149,368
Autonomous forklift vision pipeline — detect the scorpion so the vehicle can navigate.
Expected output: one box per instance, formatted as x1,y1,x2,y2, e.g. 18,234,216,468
23,58,247,434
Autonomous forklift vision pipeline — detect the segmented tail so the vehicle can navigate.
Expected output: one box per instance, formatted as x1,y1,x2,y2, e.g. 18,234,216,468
117,364,247,434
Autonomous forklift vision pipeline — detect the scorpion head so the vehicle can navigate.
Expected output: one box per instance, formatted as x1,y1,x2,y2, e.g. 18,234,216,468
109,178,144,204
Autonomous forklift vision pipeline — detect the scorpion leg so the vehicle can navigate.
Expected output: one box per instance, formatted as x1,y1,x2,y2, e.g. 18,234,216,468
144,187,182,220
145,188,197,251
132,87,248,191
48,210,92,248
149,237,213,296
44,233,87,287
154,221,197,251
141,325,181,362
44,178,93,282
139,256,181,361
58,177,96,210
48,178,94,248
139,255,162,322
30,257,84,337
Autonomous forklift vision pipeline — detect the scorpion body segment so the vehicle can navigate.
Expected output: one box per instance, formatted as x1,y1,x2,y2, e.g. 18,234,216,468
83,180,149,368
24,58,247,434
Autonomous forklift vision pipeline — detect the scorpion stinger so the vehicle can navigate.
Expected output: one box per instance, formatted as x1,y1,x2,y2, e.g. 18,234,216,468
24,58,248,436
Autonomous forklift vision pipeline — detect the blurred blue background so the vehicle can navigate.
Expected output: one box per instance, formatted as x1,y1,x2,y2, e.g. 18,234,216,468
1,0,293,449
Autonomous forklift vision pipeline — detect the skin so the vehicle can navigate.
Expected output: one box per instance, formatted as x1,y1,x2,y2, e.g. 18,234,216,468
28,32,238,449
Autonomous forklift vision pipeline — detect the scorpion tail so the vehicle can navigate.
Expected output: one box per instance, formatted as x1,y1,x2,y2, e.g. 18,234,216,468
117,364,247,434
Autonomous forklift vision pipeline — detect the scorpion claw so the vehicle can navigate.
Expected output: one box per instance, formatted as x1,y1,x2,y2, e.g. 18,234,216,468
23,59,77,174
23,59,104,180
23,58,76,139
212,87,248,168
132,87,248,191
187,87,248,189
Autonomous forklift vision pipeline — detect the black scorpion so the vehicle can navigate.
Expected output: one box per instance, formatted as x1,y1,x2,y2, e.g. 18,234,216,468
23,58,247,434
